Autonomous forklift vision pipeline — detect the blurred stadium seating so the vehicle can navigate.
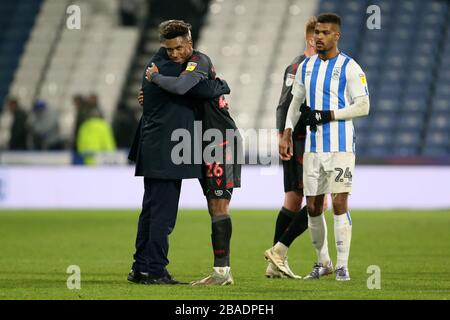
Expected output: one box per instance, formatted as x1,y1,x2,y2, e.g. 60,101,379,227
0,0,449,160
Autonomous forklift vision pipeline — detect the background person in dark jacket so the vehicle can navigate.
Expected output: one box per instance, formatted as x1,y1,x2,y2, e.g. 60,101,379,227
7,97,28,150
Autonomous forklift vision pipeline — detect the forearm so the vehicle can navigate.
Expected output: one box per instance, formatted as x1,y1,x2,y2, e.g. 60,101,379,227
186,79,230,99
285,94,304,130
151,73,201,95
333,95,370,120
276,92,292,133
276,106,288,133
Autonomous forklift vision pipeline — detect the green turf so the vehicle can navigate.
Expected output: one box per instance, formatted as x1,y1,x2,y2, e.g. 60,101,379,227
0,209,449,300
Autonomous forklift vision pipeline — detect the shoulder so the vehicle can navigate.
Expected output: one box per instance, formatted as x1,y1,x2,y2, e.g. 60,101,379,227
298,54,317,72
191,50,212,65
342,53,363,72
286,54,307,74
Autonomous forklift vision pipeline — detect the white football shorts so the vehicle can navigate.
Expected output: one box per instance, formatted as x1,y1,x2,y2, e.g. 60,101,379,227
303,152,355,196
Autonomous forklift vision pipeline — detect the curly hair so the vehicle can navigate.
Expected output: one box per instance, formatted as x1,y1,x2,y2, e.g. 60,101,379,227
159,20,192,41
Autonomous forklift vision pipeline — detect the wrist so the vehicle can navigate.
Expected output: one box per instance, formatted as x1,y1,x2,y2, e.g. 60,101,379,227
282,128,292,139
150,72,159,82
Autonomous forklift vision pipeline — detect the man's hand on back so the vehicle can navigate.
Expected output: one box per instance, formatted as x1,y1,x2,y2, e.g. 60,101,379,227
145,63,159,81
138,89,144,106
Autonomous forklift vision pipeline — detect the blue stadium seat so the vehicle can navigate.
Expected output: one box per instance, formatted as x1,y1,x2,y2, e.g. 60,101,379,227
422,146,449,156
432,98,450,112
410,55,436,69
365,146,393,157
319,0,340,13
353,115,371,131
376,98,400,112
428,113,450,131
401,97,429,113
384,55,407,69
425,130,449,148
368,131,393,148
435,84,450,98
397,114,425,131
371,113,398,131
407,63,435,76
393,131,422,148
378,82,402,96
355,131,370,147
404,84,431,100
397,0,421,13
391,146,420,157
417,33,442,48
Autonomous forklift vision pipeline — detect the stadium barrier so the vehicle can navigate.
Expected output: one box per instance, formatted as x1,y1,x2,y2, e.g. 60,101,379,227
0,165,449,210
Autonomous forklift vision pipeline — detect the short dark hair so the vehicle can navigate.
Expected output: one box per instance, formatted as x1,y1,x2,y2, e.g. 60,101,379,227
317,12,341,29
159,20,192,41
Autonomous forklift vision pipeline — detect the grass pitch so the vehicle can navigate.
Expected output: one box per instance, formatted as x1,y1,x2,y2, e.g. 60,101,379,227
0,209,449,300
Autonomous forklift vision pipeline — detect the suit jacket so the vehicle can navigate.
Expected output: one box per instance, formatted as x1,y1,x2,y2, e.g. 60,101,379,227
129,48,230,179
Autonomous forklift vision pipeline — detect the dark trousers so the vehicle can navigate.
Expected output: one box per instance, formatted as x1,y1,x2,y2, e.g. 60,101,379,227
132,178,182,277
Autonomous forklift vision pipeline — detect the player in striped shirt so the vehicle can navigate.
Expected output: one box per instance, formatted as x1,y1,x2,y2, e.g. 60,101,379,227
280,13,370,281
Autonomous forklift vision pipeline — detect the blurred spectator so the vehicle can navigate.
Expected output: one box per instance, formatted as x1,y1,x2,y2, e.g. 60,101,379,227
87,93,103,115
7,97,28,150
112,104,139,149
119,0,138,26
28,100,62,150
77,109,116,165
73,94,91,150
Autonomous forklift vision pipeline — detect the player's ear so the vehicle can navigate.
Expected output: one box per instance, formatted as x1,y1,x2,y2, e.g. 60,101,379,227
335,31,341,42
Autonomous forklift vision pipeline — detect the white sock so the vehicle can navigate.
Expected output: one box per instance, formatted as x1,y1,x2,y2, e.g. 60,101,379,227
214,266,230,275
308,213,331,266
273,242,288,258
334,212,352,269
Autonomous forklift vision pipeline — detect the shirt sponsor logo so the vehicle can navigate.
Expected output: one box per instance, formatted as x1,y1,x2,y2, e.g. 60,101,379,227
285,73,295,86
186,62,197,71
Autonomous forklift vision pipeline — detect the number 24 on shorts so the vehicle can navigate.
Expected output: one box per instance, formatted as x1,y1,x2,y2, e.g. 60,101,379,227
335,167,352,182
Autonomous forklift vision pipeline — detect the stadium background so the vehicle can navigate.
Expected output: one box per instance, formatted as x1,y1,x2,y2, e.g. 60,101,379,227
0,0,449,300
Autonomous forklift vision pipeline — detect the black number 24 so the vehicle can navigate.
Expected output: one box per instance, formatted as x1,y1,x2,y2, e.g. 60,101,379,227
335,167,352,182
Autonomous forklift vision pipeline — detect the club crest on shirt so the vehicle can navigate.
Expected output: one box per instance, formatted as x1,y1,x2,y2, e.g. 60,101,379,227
186,62,197,71
332,67,341,80
285,73,295,86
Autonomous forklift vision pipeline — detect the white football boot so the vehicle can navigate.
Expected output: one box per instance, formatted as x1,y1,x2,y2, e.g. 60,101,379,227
335,266,351,281
303,261,334,280
191,267,234,286
264,248,301,279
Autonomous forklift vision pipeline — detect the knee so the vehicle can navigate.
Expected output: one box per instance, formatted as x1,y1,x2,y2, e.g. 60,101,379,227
208,199,230,216
307,203,319,216
284,191,303,212
332,196,347,214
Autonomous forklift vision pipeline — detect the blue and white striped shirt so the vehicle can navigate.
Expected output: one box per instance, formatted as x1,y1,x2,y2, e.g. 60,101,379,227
290,52,369,153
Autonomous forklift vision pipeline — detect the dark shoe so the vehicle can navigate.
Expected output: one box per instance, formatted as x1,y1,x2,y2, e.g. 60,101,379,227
147,274,184,285
127,270,150,284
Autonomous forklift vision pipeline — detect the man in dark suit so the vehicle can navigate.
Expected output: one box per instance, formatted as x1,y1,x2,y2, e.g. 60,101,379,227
127,21,230,285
